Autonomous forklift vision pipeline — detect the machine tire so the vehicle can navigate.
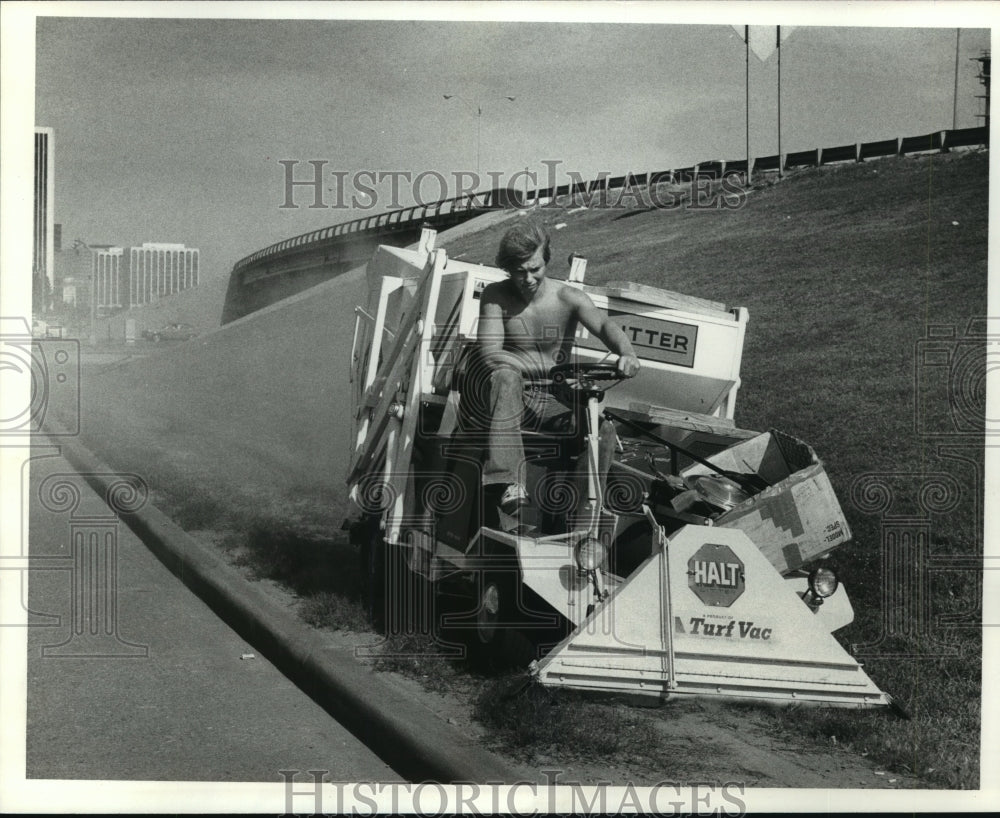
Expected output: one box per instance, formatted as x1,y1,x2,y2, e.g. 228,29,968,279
358,515,388,631
463,560,537,672
384,541,432,637
357,512,432,637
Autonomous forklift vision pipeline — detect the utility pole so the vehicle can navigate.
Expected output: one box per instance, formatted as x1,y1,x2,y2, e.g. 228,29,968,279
777,26,783,179
745,26,751,185
443,94,516,182
953,29,961,129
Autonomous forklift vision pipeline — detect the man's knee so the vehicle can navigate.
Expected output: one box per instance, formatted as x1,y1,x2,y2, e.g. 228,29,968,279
487,367,525,426
490,367,523,391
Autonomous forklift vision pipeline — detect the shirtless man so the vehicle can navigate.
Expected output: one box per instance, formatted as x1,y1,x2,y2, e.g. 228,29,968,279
476,221,641,513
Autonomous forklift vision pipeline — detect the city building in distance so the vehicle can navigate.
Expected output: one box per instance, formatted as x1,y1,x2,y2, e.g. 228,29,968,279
54,241,201,313
34,127,55,302
129,242,200,307
93,246,126,309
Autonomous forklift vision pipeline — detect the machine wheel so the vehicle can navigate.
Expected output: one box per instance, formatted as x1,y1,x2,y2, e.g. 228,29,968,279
357,515,387,630
376,546,430,636
463,563,537,672
387,541,432,637
358,516,428,635
354,482,434,634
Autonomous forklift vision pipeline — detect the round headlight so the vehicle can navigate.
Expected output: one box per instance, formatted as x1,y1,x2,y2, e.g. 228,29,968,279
808,566,839,598
574,536,608,572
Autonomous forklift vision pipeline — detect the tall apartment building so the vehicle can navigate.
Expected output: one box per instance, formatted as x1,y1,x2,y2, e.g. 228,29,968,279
34,127,55,291
93,246,126,309
129,242,200,307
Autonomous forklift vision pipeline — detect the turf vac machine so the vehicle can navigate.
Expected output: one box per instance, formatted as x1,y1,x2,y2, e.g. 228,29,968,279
344,228,898,711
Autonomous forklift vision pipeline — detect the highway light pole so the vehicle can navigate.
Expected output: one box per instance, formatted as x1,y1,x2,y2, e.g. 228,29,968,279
953,28,961,130
443,94,516,180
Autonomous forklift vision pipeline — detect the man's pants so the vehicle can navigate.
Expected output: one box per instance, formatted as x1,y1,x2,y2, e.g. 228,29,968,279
481,367,579,488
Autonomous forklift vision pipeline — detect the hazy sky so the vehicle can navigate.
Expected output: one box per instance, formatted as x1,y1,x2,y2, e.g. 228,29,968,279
29,8,993,282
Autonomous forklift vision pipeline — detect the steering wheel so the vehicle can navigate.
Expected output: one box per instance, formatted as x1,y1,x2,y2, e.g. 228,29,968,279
549,361,627,394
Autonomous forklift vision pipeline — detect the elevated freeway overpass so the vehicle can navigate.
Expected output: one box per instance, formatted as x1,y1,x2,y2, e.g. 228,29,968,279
223,125,986,324
222,188,520,323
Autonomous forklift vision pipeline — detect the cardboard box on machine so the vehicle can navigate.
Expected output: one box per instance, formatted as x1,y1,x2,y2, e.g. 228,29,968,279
679,428,852,574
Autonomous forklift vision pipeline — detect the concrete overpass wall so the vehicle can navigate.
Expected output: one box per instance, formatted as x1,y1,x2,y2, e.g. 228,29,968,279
222,232,388,325
223,191,517,324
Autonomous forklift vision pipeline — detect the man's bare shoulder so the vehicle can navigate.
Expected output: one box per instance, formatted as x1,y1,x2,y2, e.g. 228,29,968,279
553,280,596,309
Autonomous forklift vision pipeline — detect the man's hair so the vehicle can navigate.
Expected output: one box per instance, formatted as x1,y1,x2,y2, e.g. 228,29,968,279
495,221,551,272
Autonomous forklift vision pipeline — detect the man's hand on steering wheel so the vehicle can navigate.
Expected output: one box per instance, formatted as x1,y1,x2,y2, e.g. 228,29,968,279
616,354,641,378
549,358,637,395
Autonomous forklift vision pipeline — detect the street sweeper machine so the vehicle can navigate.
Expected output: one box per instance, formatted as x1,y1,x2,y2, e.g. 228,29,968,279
344,228,899,712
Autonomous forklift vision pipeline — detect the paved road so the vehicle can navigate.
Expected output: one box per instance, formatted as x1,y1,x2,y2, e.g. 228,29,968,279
25,451,401,783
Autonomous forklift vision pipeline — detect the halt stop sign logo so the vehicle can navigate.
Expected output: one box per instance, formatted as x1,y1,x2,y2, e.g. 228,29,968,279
688,543,745,607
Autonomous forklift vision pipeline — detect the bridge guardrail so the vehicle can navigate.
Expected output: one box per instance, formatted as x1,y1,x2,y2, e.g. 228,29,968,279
821,144,860,165
233,125,987,276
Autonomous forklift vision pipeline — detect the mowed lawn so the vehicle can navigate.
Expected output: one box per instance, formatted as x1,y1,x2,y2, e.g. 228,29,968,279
53,149,987,788
444,150,988,788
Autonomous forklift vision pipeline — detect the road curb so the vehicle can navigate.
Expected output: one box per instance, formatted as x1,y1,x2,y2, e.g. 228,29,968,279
43,421,522,784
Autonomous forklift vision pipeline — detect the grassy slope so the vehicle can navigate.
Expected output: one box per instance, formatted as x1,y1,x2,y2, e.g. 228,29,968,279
60,150,987,788
442,151,988,788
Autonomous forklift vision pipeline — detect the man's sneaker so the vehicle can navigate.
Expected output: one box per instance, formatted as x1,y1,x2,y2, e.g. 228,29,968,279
499,483,530,515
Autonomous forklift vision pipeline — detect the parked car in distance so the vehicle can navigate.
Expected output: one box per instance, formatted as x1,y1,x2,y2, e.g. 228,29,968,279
143,323,197,342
